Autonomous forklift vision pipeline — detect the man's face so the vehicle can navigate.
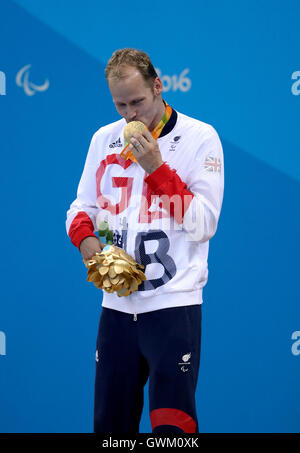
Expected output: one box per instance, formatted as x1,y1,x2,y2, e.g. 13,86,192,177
108,66,163,131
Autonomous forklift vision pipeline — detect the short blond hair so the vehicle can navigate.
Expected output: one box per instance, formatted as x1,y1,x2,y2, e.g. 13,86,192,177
105,48,158,85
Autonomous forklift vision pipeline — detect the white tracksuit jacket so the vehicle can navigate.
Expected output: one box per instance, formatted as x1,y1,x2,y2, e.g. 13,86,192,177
66,109,224,316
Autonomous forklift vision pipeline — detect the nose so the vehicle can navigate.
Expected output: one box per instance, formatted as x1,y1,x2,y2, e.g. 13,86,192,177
126,106,137,122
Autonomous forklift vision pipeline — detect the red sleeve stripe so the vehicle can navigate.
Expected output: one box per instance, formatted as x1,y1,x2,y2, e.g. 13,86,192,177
68,211,97,249
150,408,197,433
144,162,194,224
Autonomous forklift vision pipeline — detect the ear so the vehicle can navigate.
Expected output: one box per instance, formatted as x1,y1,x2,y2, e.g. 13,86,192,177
153,76,163,96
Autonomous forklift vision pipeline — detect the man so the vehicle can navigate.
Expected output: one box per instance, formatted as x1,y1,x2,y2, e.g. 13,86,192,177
66,48,224,433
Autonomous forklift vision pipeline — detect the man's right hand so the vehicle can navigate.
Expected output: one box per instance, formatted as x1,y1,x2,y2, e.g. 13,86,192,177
79,236,105,262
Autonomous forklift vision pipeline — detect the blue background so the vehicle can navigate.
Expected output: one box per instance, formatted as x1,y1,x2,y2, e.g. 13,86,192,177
0,0,299,433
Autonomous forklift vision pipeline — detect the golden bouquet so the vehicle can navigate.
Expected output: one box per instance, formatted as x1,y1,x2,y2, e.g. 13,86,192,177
85,245,146,297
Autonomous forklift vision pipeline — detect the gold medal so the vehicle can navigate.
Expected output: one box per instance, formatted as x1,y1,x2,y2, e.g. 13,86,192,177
123,121,147,143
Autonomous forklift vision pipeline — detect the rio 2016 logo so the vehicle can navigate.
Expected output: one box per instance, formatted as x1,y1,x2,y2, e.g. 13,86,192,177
155,68,192,93
0,331,6,356
0,71,6,95
291,71,300,95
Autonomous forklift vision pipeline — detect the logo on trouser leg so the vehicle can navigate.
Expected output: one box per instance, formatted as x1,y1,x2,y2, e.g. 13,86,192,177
95,350,99,362
178,352,191,372
150,408,196,433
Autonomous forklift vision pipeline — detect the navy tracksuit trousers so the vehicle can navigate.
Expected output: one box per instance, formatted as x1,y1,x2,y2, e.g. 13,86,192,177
93,304,202,434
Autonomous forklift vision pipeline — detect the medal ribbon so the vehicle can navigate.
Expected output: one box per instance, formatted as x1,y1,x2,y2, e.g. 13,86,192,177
120,101,172,163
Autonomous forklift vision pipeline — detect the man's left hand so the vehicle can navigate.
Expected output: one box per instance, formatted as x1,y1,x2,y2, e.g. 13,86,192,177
128,129,163,175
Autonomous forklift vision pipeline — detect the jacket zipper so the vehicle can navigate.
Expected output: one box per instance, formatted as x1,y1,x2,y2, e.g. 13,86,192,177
133,313,137,321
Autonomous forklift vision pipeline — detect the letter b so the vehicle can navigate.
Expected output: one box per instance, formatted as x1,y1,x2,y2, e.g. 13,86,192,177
134,230,176,291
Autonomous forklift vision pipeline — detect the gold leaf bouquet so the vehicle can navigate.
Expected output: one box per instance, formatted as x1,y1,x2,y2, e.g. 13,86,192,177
85,245,146,297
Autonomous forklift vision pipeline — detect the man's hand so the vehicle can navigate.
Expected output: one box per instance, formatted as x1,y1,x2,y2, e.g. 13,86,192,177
129,129,164,175
79,236,105,262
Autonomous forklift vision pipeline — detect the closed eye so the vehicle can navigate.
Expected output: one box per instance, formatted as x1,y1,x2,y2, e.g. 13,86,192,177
115,98,144,108
131,98,144,105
